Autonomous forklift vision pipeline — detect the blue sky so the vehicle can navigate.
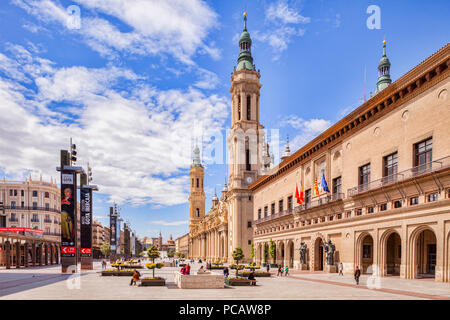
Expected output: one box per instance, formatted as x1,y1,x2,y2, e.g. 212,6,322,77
0,0,448,241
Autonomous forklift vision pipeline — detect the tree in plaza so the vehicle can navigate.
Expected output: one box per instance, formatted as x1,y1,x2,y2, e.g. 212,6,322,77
269,239,276,264
100,242,110,258
146,245,161,278
179,252,185,259
250,243,255,271
167,248,175,258
232,247,244,277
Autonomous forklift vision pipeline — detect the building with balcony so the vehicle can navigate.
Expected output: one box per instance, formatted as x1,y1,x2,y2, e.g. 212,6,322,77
0,176,61,268
250,42,450,282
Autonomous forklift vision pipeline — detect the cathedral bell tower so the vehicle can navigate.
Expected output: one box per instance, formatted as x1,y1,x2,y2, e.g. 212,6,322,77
228,12,265,190
188,145,205,228
225,12,266,263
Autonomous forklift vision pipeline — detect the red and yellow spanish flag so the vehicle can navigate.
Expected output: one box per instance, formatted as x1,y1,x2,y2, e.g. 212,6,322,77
295,184,300,204
314,178,320,196
299,183,304,204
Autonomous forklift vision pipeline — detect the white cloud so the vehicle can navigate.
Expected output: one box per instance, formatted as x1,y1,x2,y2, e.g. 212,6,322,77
253,0,310,60
194,68,220,90
0,45,228,207
13,0,220,64
279,115,331,151
149,220,188,226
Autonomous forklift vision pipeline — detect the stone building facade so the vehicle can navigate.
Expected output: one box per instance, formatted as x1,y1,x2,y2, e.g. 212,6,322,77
250,43,450,282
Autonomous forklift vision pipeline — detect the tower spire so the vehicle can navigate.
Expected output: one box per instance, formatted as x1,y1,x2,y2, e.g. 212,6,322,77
236,11,254,71
281,135,291,162
376,39,392,93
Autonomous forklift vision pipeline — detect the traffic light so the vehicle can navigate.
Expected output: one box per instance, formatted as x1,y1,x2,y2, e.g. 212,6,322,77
70,143,77,163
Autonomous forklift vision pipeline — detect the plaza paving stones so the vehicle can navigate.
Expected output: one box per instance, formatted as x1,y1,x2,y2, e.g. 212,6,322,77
0,262,449,300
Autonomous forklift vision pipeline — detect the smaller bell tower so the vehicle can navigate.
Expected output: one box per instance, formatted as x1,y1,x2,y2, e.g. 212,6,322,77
188,145,205,228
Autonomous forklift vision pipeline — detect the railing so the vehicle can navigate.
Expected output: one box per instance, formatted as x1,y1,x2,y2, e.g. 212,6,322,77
347,155,450,197
44,219,52,223
31,218,39,222
254,193,345,225
3,206,61,213
9,217,18,222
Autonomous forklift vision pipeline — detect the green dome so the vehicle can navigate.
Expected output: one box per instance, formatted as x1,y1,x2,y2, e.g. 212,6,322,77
239,30,252,45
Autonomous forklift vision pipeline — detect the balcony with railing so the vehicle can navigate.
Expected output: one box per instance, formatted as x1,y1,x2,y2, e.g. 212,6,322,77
9,217,18,222
347,155,450,197
3,205,61,213
44,218,52,223
254,192,345,225
31,218,39,223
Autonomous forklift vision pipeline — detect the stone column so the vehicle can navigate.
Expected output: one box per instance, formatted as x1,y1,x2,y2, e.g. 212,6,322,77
38,243,43,266
15,242,21,269
5,241,11,269
32,242,36,266
283,240,289,267
24,243,29,268
44,244,48,265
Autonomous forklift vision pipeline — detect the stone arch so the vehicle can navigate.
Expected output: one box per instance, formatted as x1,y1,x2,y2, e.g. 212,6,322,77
287,240,294,268
408,225,437,279
380,229,402,276
313,237,325,271
355,232,374,274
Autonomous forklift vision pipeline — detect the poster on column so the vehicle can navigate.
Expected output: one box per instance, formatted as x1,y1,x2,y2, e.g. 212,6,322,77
110,208,116,253
60,171,76,257
80,188,92,256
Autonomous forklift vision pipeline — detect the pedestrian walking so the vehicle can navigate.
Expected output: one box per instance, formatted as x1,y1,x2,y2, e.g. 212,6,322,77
284,265,289,276
354,266,361,285
175,259,178,267
266,264,270,272
277,265,282,276
223,267,229,278
338,262,344,276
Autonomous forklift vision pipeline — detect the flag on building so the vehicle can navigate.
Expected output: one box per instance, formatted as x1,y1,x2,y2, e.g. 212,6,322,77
299,183,304,204
321,173,330,193
295,184,300,204
314,178,320,196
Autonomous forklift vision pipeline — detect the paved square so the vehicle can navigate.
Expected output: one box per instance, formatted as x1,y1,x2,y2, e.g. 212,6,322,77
0,261,449,300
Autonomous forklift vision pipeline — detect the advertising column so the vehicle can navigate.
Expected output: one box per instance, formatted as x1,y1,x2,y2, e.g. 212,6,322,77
60,170,77,272
80,185,93,269
109,207,116,262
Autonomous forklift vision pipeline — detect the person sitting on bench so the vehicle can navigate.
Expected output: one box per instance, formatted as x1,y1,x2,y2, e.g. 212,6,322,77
248,271,256,285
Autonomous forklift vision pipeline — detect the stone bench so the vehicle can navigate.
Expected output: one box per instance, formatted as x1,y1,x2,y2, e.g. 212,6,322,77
174,272,224,289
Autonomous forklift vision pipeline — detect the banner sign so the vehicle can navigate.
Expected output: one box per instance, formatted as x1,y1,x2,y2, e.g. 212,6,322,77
116,218,121,255
80,187,92,257
110,207,116,253
61,171,76,257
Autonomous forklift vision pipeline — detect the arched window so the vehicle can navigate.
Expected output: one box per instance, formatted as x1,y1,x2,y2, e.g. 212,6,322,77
196,208,200,217
196,178,199,188
247,95,251,120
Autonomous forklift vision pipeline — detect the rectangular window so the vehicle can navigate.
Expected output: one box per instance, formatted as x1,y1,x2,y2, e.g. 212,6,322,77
287,196,293,210
21,201,24,208
332,176,342,196
367,206,374,214
305,189,311,207
10,201,16,209
271,203,275,215
32,202,37,210
363,245,372,258
329,215,334,221
264,206,268,217
32,190,38,197
14,190,17,196
248,240,252,245
383,152,398,183
393,200,402,208
379,203,387,211
279,200,284,212
21,190,24,197
337,214,342,219
359,164,370,191
45,192,49,198
258,209,261,220
9,189,13,196
427,192,438,202
414,138,432,172
356,208,362,216
32,214,38,222
45,203,50,210
346,211,352,218
409,196,419,205
247,221,252,228
247,95,251,121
